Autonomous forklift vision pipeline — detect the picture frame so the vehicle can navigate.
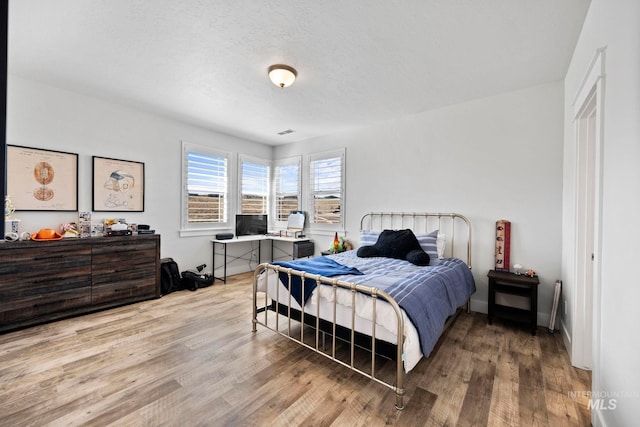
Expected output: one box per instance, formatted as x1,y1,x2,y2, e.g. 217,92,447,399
6,145,78,211
92,156,145,212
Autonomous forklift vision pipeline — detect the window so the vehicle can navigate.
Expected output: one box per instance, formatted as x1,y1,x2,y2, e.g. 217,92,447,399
309,149,345,227
273,157,301,223
239,156,269,214
182,143,229,227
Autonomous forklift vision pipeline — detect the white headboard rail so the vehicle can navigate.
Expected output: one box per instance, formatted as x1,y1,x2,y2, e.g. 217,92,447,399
359,212,472,269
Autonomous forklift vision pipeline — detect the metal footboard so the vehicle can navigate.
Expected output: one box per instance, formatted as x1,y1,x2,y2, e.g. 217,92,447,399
251,212,473,410
252,264,407,410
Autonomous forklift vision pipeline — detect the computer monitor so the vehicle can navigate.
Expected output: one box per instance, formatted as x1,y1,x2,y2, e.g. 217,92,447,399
235,214,268,237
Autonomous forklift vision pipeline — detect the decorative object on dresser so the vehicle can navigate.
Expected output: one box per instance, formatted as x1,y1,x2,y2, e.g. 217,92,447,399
487,269,539,335
253,212,475,410
4,195,14,218
30,228,63,241
0,234,160,333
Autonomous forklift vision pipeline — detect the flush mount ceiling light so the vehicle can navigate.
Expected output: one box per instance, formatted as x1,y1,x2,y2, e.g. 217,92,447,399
268,64,297,88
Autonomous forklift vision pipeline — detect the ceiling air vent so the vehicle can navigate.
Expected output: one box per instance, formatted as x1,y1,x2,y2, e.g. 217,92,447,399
277,129,295,136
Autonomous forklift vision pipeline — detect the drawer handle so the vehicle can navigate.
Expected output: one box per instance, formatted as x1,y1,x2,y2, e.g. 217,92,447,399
32,278,57,285
33,300,63,308
34,256,62,261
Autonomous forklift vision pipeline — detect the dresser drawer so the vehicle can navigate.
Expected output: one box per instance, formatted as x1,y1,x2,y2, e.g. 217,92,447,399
92,258,156,284
0,245,92,323
91,280,156,306
0,245,91,278
91,238,158,259
0,285,92,323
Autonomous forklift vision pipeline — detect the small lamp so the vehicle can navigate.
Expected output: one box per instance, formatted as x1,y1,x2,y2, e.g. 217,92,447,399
268,64,297,88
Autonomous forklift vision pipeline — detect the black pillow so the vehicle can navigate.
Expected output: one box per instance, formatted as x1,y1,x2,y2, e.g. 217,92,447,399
357,229,430,266
406,249,430,266
356,245,380,258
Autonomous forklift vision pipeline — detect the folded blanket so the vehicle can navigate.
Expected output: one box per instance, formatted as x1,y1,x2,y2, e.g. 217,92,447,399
273,257,363,305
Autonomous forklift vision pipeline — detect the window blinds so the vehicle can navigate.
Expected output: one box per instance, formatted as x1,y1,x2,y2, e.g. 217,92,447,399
309,154,342,225
186,151,227,223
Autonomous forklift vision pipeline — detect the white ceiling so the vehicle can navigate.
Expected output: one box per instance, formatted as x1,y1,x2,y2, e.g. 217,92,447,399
8,1,590,145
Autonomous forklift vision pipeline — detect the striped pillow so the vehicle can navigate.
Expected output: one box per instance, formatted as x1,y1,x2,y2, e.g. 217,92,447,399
359,230,380,247
416,230,440,265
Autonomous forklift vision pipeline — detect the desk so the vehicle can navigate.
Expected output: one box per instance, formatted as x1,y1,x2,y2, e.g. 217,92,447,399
211,235,311,283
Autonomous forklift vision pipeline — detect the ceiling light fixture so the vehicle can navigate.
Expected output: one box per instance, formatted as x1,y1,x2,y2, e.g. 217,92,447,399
268,64,297,88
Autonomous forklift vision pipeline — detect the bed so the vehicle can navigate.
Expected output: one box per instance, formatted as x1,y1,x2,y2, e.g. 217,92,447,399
252,212,476,409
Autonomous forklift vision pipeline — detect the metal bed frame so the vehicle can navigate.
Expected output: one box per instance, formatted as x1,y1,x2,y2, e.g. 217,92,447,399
252,212,472,410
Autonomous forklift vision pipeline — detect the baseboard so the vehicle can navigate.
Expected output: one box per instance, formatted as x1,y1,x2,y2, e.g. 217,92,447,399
593,408,606,427
216,263,258,278
470,298,487,314
561,319,572,358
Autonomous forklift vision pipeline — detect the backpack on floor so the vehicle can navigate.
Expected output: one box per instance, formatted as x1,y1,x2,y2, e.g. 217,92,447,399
181,270,214,290
160,258,184,295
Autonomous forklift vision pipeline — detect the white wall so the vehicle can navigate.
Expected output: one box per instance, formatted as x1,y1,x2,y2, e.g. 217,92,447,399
562,0,640,425
276,81,565,324
6,75,271,273
7,72,566,328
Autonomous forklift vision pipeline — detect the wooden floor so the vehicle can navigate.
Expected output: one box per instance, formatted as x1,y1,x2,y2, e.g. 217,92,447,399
0,271,591,426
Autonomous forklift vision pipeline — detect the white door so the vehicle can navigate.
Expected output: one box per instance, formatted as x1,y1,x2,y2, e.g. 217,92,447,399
574,89,597,370
571,48,605,372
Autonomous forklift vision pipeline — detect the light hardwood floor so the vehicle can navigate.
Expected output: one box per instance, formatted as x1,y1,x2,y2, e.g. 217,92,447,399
0,271,591,426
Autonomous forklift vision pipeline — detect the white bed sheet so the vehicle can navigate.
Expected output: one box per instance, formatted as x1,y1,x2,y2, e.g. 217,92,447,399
256,269,424,372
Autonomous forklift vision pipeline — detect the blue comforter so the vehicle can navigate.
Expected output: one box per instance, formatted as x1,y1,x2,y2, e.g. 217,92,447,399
274,250,476,358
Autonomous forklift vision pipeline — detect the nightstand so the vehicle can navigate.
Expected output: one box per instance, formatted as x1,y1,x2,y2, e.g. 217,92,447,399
487,269,540,335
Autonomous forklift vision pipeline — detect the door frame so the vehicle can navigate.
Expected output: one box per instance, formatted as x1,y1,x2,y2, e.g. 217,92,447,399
571,46,605,404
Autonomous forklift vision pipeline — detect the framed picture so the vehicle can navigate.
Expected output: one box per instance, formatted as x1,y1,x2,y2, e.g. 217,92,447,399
6,145,78,211
92,156,145,212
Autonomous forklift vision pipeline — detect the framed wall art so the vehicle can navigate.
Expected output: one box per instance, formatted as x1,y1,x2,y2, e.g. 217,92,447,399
6,145,78,211
92,156,145,212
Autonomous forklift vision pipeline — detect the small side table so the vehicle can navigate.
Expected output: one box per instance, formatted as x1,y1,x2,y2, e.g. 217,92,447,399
487,269,540,335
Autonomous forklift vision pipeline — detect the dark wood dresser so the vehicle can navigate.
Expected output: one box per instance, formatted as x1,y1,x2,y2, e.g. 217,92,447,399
0,234,160,333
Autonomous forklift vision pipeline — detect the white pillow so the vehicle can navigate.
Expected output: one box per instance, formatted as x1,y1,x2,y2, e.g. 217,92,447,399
437,233,446,259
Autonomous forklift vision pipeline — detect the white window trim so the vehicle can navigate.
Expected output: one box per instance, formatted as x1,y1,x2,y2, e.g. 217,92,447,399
272,155,302,230
180,141,235,237
306,148,346,233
